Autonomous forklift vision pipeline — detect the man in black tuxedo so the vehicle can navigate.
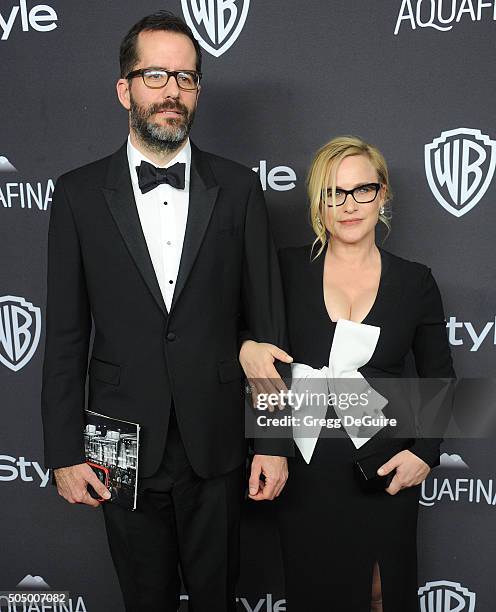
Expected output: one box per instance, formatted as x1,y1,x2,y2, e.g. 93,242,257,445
41,11,292,612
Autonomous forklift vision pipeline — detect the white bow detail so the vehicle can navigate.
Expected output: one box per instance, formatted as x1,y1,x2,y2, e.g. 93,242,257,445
290,319,388,464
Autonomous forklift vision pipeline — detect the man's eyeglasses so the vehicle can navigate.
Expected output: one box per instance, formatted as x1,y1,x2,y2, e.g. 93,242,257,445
126,68,202,91
326,183,382,206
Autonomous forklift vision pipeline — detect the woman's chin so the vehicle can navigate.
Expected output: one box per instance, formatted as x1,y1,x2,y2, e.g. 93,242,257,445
332,229,372,245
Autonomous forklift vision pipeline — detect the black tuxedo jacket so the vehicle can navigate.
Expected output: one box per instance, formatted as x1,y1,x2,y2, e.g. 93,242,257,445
41,141,291,479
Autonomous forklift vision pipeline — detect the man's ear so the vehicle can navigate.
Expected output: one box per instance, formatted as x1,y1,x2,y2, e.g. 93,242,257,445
116,78,131,111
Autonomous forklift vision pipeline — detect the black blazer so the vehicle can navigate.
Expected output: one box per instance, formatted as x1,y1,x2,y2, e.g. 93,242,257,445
41,142,291,479
279,245,456,468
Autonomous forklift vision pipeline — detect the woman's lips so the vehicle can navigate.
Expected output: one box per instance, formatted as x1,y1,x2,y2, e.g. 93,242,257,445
339,219,362,225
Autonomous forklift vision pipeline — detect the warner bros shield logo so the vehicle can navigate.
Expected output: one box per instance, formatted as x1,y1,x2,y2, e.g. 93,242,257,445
425,128,496,218
0,296,41,372
181,0,250,57
418,580,476,612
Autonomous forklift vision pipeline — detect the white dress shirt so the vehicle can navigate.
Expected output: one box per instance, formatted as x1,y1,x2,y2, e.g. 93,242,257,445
127,136,191,311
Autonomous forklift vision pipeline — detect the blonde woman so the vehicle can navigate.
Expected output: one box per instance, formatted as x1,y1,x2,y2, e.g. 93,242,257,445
272,136,454,611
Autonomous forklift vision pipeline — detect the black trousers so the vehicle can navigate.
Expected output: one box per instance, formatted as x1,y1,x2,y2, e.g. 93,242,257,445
102,407,245,611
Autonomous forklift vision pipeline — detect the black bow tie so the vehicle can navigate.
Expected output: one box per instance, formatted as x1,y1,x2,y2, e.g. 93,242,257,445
136,160,186,194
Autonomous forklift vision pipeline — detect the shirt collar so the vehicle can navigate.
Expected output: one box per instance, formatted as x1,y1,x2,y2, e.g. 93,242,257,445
127,136,191,187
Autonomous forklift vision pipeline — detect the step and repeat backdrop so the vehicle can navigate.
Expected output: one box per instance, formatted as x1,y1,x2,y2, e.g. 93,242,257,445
1,1,495,610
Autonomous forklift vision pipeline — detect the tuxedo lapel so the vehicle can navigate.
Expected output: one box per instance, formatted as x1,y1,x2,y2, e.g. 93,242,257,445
170,143,219,313
101,144,168,318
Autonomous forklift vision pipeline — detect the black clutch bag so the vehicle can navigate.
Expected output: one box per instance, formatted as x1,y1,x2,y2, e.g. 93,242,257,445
353,449,396,493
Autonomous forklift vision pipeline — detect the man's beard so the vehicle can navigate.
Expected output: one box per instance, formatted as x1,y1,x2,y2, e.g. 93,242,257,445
130,95,196,154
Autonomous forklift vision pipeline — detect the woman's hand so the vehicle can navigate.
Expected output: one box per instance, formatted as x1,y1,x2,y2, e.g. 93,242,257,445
377,449,431,495
239,340,293,410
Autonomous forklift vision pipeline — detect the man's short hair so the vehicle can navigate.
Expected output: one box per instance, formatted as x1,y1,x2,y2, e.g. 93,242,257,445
119,11,202,78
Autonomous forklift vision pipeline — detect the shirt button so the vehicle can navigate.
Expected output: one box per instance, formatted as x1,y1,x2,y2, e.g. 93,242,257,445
168,280,174,284
163,201,168,206
166,241,172,246
167,332,176,341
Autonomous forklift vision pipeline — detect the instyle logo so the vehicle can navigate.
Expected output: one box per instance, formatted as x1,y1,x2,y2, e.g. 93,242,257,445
395,0,496,35
181,0,250,57
425,128,496,217
181,593,286,611
0,456,50,487
0,0,58,41
418,580,476,612
0,295,41,372
446,316,496,351
252,161,297,192
421,452,496,507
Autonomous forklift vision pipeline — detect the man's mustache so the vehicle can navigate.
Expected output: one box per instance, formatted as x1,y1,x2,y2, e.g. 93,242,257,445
146,101,189,117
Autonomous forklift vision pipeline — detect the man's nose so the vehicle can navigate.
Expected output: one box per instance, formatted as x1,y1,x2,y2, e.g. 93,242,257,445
161,74,181,98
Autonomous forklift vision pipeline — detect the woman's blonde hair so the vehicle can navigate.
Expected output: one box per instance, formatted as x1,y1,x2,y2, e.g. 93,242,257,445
308,135,392,257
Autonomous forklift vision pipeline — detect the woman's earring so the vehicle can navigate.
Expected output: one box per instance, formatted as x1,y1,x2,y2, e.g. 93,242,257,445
380,206,385,214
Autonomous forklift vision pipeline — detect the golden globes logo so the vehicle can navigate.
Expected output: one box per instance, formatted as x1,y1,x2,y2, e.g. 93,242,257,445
181,0,250,57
